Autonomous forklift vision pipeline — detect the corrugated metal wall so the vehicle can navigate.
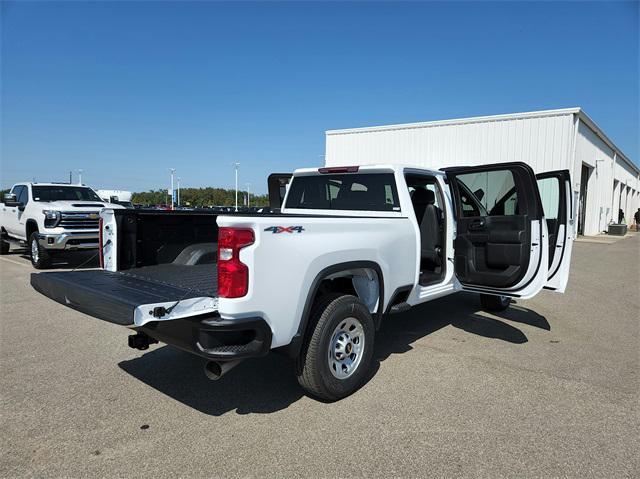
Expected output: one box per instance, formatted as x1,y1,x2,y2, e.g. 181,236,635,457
326,112,576,173
325,110,639,236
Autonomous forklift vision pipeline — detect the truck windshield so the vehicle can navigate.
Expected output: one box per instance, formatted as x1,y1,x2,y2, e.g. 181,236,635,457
32,186,103,202
285,173,400,211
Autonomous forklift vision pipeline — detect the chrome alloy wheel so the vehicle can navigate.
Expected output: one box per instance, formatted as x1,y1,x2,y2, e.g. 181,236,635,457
31,238,39,263
327,317,365,379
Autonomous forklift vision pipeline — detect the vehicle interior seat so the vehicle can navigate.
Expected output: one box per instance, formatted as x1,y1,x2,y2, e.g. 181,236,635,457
418,190,442,267
334,182,374,210
411,187,431,226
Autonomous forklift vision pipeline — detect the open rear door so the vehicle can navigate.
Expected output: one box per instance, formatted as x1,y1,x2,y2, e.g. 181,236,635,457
444,162,548,299
536,169,574,293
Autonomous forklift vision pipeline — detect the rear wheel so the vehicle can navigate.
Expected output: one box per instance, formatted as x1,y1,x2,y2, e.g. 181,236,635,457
296,294,374,401
29,232,51,269
480,294,511,312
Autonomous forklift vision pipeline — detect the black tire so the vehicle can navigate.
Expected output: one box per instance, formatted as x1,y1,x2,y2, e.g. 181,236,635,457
296,293,375,401
29,232,51,269
0,237,9,255
480,294,511,312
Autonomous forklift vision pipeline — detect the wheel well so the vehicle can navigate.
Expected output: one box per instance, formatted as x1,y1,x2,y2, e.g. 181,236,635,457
26,220,38,238
280,262,385,361
312,268,380,315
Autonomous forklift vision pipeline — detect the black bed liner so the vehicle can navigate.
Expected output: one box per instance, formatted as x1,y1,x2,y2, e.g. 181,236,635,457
31,265,218,326
120,264,218,297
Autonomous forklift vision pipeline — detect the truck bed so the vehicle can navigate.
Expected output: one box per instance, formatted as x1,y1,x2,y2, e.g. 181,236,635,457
31,264,218,326
120,264,218,297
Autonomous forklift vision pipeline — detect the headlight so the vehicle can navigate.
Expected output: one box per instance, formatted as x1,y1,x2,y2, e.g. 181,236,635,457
42,210,61,228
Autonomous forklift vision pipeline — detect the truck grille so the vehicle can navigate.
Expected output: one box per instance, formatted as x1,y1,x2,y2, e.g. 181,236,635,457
59,211,100,230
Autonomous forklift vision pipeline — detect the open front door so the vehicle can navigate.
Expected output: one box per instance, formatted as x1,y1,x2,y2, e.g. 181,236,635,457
267,173,293,209
536,169,574,293
444,162,548,299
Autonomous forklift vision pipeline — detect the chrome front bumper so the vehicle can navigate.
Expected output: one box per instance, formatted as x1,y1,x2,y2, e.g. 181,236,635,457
37,231,99,250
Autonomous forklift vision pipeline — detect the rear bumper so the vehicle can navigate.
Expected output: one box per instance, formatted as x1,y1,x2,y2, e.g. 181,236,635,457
38,231,98,250
137,315,272,360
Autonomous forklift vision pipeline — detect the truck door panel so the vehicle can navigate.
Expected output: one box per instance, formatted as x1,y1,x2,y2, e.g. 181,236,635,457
445,162,548,298
455,213,529,288
3,186,24,238
536,170,574,292
16,186,29,235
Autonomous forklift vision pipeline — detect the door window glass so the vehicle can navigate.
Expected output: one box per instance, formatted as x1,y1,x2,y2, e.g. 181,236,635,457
536,177,559,219
17,186,29,205
10,185,26,204
455,170,518,216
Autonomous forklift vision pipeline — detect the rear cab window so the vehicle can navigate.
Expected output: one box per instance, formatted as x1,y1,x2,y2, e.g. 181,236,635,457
284,173,400,212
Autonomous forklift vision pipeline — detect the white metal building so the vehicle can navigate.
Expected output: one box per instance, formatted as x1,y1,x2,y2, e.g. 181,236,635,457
325,108,639,236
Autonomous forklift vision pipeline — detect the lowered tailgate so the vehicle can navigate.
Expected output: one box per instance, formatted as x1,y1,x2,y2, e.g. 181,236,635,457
31,266,218,327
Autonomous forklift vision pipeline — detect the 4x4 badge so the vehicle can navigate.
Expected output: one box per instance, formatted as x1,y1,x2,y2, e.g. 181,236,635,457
264,226,305,234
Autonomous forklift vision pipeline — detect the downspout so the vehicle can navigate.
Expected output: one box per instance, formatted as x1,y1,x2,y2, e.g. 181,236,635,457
610,152,617,226
595,158,605,232
570,113,581,235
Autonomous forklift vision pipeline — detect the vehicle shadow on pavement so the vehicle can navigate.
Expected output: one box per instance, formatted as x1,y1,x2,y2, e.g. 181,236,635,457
118,347,303,416
373,293,549,363
118,292,547,415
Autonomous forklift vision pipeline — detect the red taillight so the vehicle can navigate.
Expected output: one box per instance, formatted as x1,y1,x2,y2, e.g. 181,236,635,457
98,217,104,269
217,227,254,298
318,166,359,174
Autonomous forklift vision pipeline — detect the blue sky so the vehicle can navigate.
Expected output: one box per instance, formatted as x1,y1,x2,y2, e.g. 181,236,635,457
2,1,638,193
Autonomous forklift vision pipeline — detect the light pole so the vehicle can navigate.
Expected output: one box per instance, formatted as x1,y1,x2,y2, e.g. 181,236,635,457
233,163,240,211
78,169,83,185
246,183,251,207
169,168,176,210
177,177,181,207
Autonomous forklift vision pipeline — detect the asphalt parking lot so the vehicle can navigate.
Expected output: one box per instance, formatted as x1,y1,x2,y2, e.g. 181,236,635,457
1,235,638,478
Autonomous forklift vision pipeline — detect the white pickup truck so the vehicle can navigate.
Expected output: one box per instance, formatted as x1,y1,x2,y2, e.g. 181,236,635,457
31,162,574,400
1,183,124,268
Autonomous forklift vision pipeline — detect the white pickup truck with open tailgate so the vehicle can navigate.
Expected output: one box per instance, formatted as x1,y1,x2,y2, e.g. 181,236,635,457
31,162,574,400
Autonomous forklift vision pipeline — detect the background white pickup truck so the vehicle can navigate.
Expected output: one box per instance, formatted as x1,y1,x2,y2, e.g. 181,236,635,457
1,183,124,268
31,162,574,400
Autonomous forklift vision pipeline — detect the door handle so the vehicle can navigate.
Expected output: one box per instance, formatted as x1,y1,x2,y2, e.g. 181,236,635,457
468,219,486,230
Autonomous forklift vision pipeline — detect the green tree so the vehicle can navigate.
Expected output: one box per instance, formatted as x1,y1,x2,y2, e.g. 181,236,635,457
132,187,269,207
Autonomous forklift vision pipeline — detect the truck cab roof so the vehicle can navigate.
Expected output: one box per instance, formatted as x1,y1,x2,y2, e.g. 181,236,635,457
291,164,445,177
12,182,92,187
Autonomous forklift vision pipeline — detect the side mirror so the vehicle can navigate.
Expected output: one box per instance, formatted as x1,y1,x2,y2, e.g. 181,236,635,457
3,193,20,207
473,188,485,201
